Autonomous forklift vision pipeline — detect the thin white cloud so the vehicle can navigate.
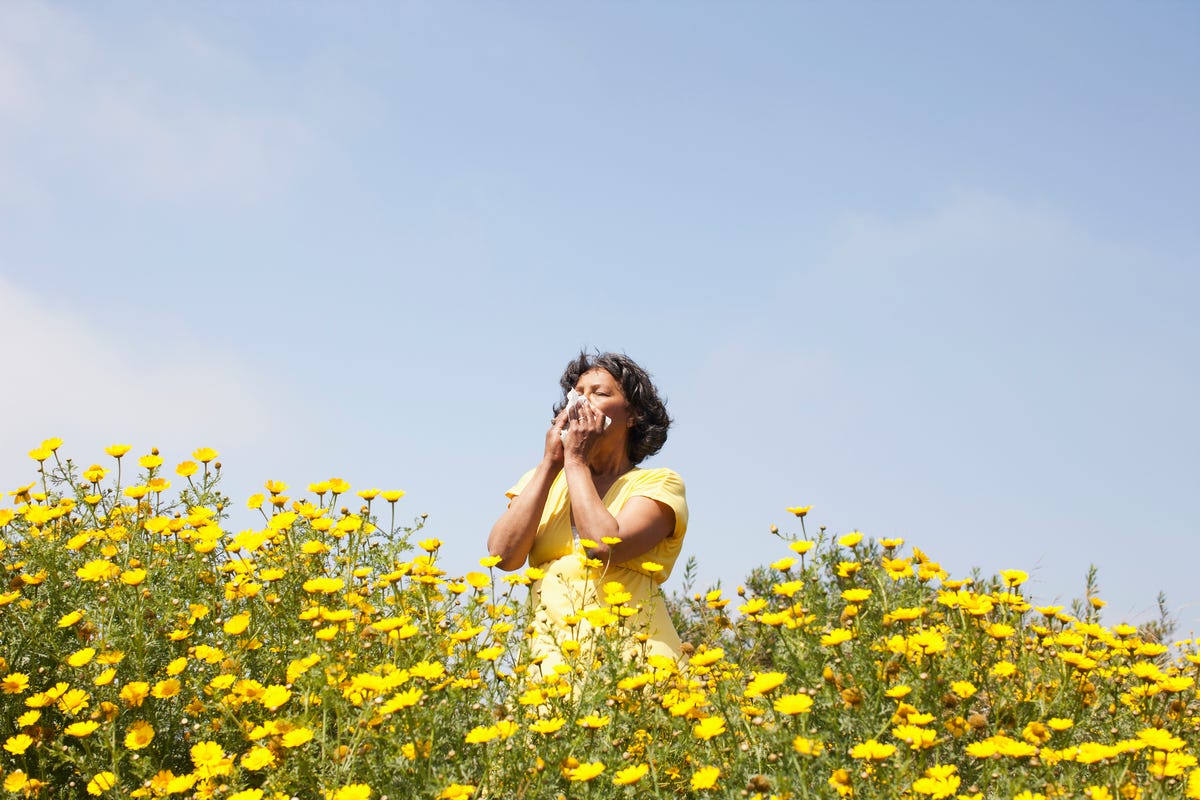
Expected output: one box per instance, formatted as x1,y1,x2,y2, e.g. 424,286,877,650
0,274,296,494
0,1,313,206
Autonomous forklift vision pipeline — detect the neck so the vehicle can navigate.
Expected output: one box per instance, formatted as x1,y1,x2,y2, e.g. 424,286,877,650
587,438,633,477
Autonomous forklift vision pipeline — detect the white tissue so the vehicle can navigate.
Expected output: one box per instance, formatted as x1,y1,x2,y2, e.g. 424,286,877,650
561,389,611,443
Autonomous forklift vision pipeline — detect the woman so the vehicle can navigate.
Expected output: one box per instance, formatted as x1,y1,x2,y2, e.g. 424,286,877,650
487,352,688,676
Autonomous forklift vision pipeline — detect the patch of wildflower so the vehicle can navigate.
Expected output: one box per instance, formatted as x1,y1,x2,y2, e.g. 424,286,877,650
0,446,1196,799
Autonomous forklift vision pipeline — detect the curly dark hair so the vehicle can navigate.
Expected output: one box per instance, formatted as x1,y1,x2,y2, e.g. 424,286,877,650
553,351,672,465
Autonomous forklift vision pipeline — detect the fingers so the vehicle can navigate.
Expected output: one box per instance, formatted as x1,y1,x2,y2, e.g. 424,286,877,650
571,402,597,430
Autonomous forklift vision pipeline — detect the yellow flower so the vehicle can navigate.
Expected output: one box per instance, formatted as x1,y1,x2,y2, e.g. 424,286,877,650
692,716,726,740
690,766,720,791
990,661,1017,678
998,568,1028,587
382,490,406,503
223,612,252,635
771,556,797,571
151,678,180,699
57,688,90,715
1,673,29,694
565,762,605,782
464,725,499,744
837,560,861,577
16,711,40,727
1187,771,1200,800
689,647,725,667
436,786,475,800
794,735,823,756
93,668,117,687
821,629,855,647
120,568,147,586
4,772,28,792
463,571,491,589
303,577,344,594
192,447,218,463
380,688,423,714
850,739,896,760
4,734,33,754
227,791,263,800
530,718,566,734
576,714,610,729
894,724,939,750
950,681,977,699
909,629,947,655
65,720,101,737
281,727,315,747
838,531,863,547
745,671,787,697
1137,727,1186,751
773,693,814,715
86,772,115,796
28,447,52,462
789,539,816,555
120,682,150,707
83,464,108,483
176,461,198,477
241,746,276,770
329,785,371,800
190,740,227,769
138,454,163,469
77,559,120,582
911,765,960,799
612,764,649,786
125,720,154,750
786,505,812,517
475,645,504,662
260,685,292,711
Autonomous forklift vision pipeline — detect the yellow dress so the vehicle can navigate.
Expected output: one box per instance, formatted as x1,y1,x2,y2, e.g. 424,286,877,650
505,467,688,675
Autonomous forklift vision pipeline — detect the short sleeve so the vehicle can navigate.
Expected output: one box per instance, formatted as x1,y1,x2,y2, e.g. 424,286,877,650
629,469,688,539
505,468,536,501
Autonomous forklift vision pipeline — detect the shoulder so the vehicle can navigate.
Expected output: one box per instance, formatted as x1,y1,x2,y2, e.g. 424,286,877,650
627,467,685,494
505,467,538,499
624,467,687,537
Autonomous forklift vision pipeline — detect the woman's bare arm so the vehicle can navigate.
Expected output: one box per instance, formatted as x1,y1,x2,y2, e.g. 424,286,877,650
486,409,568,571
562,399,675,566
566,471,675,565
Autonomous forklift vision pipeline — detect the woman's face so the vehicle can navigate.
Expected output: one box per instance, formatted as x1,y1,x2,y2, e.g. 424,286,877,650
573,368,633,430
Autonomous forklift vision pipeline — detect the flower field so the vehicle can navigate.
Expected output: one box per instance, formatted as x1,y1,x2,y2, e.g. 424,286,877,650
1,441,1198,799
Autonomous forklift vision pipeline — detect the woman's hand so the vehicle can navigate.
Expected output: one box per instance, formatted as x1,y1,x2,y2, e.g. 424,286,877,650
543,408,568,468
561,398,606,464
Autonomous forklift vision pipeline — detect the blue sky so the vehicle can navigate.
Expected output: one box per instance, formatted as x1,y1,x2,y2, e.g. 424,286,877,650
2,2,1197,634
